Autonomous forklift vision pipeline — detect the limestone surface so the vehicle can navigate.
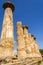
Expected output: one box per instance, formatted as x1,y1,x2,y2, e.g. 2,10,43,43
0,1,42,65
16,22,26,60
0,7,15,59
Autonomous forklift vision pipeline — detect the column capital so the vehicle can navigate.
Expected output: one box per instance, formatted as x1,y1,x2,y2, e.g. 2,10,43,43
31,34,36,40
3,2,15,12
23,26,28,29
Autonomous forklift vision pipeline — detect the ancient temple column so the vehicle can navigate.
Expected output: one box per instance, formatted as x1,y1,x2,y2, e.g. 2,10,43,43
23,26,30,54
16,22,26,60
29,35,42,58
1,2,15,58
23,26,41,58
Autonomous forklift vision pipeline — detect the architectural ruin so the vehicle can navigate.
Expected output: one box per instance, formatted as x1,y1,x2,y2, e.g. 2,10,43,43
16,22,26,60
0,1,42,65
0,2,15,59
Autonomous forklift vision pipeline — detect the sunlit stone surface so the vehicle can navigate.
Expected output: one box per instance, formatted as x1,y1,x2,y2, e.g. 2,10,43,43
0,1,42,65
16,22,26,60
23,26,41,58
0,2,15,59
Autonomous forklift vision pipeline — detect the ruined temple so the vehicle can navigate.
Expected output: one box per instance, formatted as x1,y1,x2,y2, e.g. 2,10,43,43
0,1,42,65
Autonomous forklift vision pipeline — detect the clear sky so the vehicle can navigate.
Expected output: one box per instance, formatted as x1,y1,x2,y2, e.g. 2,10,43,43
0,0,43,50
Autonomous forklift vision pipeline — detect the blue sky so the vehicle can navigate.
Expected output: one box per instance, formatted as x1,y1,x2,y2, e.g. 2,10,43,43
0,0,43,50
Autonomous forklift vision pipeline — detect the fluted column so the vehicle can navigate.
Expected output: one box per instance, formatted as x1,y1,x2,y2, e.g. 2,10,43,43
29,35,42,57
0,2,15,58
23,26,32,54
23,26,41,58
16,22,26,60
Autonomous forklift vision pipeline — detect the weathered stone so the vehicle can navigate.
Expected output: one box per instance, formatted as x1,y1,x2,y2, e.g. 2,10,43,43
0,1,42,65
0,2,15,59
23,26,42,59
16,22,26,60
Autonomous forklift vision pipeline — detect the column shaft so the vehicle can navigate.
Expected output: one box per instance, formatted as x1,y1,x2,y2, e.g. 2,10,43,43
23,26,41,58
16,22,26,60
1,8,14,58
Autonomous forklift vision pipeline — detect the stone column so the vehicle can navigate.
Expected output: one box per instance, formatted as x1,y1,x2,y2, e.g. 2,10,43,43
29,35,42,58
23,26,41,58
16,22,26,60
0,2,15,58
23,26,32,56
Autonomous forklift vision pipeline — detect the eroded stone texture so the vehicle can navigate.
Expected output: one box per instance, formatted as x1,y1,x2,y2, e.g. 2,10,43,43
0,2,42,65
23,26,41,58
16,22,26,60
0,7,14,58
27,34,41,58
